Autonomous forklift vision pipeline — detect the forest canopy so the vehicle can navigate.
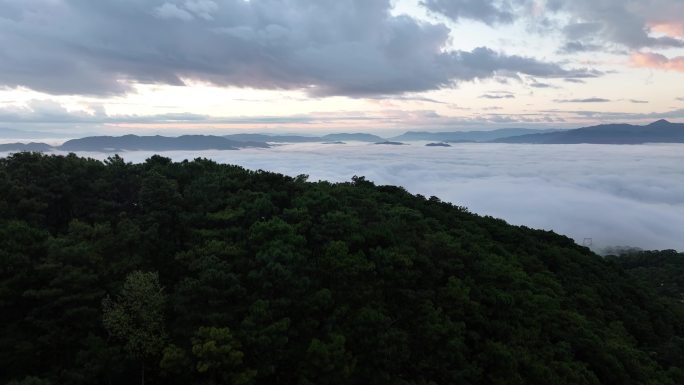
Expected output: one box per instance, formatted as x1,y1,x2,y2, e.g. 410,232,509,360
1,152,683,385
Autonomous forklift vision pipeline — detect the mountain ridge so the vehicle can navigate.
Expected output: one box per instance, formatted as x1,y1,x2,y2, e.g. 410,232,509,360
493,120,684,144
389,128,557,142
2,121,684,152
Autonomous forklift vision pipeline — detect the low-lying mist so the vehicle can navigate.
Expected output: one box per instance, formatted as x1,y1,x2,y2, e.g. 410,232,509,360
8,142,684,251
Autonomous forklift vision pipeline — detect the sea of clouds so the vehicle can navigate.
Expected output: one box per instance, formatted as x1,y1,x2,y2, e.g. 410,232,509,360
6,142,684,252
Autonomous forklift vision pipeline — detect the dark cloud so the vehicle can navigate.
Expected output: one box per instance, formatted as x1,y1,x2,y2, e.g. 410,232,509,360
629,99,649,104
528,81,555,88
0,0,600,97
559,41,603,54
480,94,515,99
421,0,684,53
555,98,611,103
451,47,602,80
563,22,603,40
678,97,684,102
421,0,519,25
365,95,447,104
548,0,684,50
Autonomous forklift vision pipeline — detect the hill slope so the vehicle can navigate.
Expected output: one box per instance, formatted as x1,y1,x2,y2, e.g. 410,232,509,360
224,133,386,143
59,134,268,151
1,153,683,385
494,120,684,144
0,142,54,152
391,128,555,142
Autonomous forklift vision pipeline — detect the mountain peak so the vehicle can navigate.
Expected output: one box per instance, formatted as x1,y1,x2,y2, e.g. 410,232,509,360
649,119,671,126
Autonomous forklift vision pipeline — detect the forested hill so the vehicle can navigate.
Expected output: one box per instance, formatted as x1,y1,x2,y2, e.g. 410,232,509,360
1,153,684,385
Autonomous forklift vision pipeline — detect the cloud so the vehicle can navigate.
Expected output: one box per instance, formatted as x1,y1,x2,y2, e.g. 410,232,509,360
0,0,601,97
480,93,515,99
541,107,684,121
0,100,103,124
631,52,684,73
0,102,339,126
32,143,684,252
555,98,611,103
154,1,218,21
184,0,218,20
548,0,684,50
0,100,411,134
559,41,603,53
154,3,194,21
4,99,680,136
422,0,684,53
421,0,519,25
365,95,448,106
629,99,649,104
677,97,684,102
651,22,684,38
421,0,684,54
528,81,555,88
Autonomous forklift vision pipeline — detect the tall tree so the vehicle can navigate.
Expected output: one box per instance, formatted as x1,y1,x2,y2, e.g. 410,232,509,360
102,271,167,385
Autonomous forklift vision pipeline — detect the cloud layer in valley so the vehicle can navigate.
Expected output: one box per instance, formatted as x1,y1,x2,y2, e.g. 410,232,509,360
16,142,684,252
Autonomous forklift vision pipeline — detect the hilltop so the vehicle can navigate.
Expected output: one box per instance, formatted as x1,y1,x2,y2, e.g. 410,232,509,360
1,153,684,384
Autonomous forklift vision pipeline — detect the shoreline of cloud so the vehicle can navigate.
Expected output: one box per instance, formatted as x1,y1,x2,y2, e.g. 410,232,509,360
4,142,681,252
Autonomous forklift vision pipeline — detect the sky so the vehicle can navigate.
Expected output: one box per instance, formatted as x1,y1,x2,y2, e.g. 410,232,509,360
27,142,684,251
1,0,684,135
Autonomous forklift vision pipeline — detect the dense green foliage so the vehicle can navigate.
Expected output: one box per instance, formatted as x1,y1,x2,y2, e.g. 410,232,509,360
608,250,684,304
1,152,684,385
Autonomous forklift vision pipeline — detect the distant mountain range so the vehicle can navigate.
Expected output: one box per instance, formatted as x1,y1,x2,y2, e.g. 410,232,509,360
0,142,54,152
389,128,554,142
492,120,684,144
222,134,321,143
224,133,385,143
1,121,683,152
58,135,269,152
0,135,268,153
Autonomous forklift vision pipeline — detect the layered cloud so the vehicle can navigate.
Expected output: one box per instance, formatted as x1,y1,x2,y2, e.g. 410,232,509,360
555,98,611,103
551,0,684,49
651,22,684,38
0,0,600,97
421,0,523,25
631,52,684,73
2,99,684,135
422,0,684,51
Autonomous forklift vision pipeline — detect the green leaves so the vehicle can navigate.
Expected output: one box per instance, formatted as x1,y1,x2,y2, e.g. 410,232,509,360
300,333,355,385
2,153,684,385
102,271,167,359
191,327,255,384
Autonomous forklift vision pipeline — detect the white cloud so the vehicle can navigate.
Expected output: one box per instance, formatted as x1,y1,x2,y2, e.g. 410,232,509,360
154,3,194,21
184,0,218,20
